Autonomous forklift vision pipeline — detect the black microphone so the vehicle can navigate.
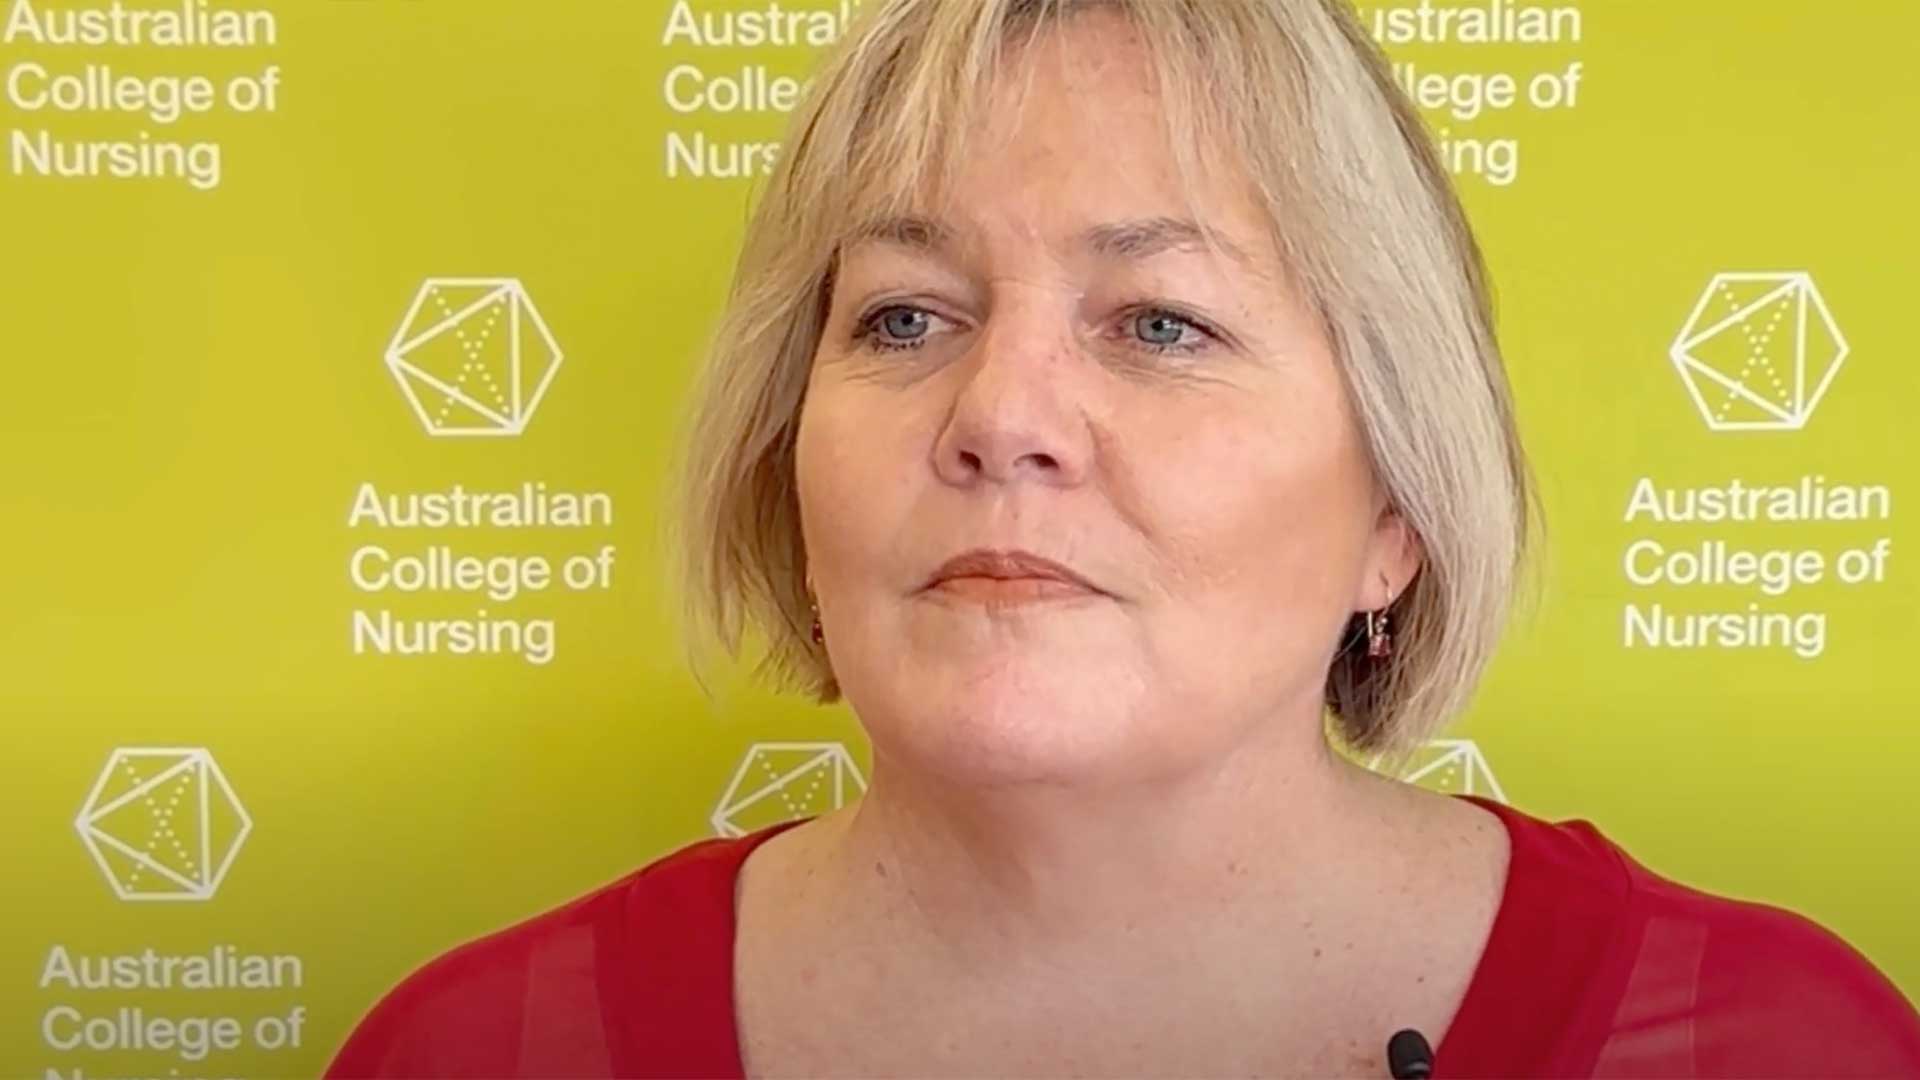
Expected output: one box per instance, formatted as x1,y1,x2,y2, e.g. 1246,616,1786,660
1386,1027,1434,1079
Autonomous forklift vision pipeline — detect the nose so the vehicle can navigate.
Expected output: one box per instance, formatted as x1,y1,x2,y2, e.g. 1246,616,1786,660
930,305,1093,488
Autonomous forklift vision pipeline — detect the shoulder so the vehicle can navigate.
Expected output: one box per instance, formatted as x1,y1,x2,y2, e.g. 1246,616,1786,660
1491,798,1920,1077
1451,797,1920,1076
323,832,752,1079
1624,864,1920,1077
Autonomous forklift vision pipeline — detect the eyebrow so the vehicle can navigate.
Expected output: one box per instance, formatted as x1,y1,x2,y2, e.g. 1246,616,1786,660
846,214,1260,271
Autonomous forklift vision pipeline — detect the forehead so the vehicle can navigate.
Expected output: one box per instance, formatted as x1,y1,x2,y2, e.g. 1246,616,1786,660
843,212,1273,285
835,14,1278,277
966,14,1246,215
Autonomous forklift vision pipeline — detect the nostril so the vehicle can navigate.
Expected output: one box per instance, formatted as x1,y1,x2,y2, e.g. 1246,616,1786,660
960,450,984,471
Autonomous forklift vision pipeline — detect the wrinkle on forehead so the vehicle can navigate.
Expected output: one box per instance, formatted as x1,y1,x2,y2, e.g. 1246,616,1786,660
827,6,1298,299
841,211,1283,293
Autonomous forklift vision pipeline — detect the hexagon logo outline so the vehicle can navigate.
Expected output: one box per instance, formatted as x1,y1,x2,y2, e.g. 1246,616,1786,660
75,747,252,903
1367,738,1506,803
384,276,564,437
712,741,867,838
1669,271,1848,432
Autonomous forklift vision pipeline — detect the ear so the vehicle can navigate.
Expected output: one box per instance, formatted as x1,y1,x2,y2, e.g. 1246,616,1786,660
1361,501,1424,609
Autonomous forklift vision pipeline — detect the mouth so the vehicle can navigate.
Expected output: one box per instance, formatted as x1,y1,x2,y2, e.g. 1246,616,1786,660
921,548,1105,602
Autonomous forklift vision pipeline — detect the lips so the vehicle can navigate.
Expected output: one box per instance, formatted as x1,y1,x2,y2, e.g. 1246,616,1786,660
923,549,1102,595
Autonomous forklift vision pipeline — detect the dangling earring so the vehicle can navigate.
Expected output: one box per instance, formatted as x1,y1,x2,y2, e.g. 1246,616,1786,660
1366,608,1392,659
806,572,823,645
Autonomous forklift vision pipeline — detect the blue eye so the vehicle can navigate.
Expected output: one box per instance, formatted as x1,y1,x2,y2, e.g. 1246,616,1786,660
856,305,935,352
1135,311,1188,347
1129,308,1216,355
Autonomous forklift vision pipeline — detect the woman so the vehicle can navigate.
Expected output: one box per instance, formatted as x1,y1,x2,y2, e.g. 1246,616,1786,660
327,0,1920,1076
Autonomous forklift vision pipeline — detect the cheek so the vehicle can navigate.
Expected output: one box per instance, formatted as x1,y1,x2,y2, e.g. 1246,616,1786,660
795,386,918,572
1123,397,1376,610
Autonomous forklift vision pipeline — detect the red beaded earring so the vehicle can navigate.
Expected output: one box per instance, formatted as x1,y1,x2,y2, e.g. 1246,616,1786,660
1366,608,1392,659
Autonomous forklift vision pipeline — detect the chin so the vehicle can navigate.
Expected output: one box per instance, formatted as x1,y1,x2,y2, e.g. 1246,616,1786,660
846,656,1156,787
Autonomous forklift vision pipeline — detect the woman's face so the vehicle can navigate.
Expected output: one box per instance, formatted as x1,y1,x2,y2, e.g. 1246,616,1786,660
796,12,1417,788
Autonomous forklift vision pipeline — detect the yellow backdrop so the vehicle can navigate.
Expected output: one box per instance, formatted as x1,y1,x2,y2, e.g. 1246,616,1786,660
2,1,1914,1075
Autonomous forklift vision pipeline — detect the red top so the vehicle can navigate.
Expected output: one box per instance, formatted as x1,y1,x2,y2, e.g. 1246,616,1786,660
325,795,1920,1078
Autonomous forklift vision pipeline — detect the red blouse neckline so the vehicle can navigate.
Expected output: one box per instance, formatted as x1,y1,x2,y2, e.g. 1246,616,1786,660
699,792,1562,1078
1427,792,1597,1073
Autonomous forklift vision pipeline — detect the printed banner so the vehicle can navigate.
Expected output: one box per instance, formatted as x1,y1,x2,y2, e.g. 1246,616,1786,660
2,1,1914,1075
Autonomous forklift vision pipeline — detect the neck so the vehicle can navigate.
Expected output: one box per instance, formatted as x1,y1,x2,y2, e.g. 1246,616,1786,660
798,708,1401,976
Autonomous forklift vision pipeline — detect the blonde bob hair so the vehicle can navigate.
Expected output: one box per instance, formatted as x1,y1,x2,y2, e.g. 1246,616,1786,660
675,0,1541,772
